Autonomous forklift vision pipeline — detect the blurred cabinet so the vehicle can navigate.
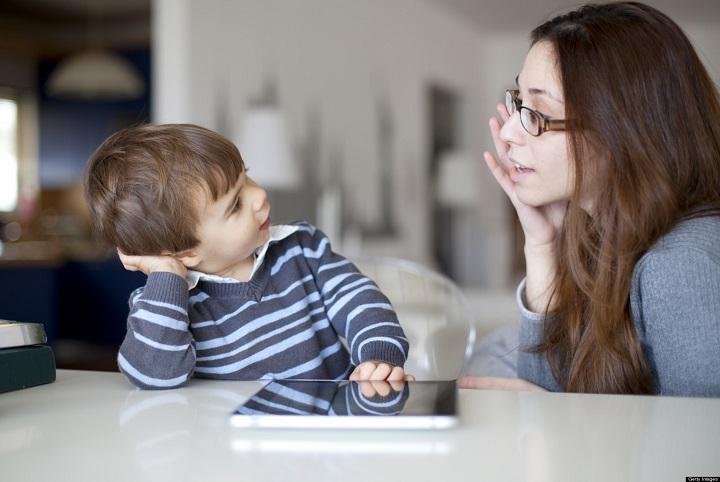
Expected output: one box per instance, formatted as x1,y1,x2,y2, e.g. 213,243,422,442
0,258,145,346
0,262,60,340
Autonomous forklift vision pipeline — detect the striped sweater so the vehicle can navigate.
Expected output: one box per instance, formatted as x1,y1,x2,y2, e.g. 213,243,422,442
117,222,409,389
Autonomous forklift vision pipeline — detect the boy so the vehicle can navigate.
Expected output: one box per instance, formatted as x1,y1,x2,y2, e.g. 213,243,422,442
84,124,410,389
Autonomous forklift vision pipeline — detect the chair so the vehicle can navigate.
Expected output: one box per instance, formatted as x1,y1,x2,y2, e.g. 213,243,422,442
352,257,476,380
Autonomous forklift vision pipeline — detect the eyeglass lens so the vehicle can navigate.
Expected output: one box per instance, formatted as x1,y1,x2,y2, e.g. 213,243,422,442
506,90,541,136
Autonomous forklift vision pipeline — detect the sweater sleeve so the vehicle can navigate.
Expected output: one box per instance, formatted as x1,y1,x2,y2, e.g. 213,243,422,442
635,246,720,397
295,223,409,368
515,278,563,392
118,271,196,389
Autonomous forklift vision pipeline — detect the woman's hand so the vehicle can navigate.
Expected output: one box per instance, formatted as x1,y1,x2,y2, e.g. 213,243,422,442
486,102,566,311
117,249,188,278
458,376,546,392
484,103,567,251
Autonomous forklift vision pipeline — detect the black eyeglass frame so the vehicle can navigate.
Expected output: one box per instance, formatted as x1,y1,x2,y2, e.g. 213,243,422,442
505,89,566,137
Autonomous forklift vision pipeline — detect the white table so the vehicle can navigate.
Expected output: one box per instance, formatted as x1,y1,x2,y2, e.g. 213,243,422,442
1,370,719,482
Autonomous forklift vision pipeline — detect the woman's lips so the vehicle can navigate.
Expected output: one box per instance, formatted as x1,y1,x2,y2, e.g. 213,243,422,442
508,157,535,182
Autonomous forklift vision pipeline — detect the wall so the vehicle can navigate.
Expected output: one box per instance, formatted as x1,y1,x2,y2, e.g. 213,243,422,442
686,21,720,83
152,0,514,288
151,0,720,289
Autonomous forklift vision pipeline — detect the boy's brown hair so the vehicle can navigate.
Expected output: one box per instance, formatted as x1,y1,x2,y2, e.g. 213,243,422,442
84,123,244,255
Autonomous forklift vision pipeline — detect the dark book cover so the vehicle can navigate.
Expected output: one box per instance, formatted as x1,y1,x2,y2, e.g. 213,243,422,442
0,345,57,393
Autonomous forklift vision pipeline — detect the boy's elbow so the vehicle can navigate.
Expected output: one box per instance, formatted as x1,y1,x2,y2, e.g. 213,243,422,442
129,377,190,390
117,351,194,390
120,368,193,390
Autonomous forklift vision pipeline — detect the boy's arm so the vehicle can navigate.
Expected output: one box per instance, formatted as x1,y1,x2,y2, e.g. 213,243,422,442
296,224,409,369
119,272,196,389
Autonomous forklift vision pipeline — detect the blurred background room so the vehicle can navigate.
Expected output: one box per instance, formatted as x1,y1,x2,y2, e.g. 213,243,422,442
1,0,719,371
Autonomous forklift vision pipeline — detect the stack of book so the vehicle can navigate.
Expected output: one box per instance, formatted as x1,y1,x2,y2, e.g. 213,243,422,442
0,320,56,393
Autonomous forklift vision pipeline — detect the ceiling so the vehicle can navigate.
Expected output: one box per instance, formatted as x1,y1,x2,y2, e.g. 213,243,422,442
0,0,149,21
425,0,720,31
0,0,150,56
1,0,717,56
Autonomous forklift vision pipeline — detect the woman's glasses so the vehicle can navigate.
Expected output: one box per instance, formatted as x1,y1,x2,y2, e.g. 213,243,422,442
505,89,566,137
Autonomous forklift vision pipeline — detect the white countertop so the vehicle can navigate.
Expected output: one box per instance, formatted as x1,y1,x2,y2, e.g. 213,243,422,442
1,370,719,482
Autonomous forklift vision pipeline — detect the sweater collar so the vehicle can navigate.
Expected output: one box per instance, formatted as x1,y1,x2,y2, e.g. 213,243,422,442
185,224,298,291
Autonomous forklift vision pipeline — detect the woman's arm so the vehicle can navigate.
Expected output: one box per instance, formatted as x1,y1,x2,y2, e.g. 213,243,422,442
484,104,566,312
636,245,720,397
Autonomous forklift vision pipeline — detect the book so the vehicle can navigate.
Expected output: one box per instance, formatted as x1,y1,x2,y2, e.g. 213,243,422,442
0,345,56,393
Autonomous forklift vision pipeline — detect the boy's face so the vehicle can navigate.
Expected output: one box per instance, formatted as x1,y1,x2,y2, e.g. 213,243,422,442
182,170,271,278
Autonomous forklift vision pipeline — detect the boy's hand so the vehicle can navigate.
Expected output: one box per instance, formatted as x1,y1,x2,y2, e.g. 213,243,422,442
357,380,407,398
349,361,416,382
117,249,188,278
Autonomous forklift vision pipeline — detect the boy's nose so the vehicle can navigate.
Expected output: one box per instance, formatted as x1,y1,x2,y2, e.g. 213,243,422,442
252,185,268,211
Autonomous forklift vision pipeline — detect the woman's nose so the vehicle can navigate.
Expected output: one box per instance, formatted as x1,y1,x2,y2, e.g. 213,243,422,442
499,111,525,146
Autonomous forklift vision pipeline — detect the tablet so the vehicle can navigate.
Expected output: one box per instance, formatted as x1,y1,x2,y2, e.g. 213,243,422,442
230,380,458,430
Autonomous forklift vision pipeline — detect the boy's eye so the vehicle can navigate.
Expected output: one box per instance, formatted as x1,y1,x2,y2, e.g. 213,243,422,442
231,197,242,213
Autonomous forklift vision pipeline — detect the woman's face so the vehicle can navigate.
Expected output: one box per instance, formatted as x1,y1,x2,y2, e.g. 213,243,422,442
500,41,573,207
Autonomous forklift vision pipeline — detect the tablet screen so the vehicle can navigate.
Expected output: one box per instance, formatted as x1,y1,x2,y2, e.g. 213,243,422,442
230,380,458,429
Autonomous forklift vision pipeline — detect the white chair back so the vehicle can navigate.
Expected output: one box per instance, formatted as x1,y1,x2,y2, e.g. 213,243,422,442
353,257,476,380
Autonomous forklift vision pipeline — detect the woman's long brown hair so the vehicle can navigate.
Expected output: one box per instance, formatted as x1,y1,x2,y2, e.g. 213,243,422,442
530,2,720,393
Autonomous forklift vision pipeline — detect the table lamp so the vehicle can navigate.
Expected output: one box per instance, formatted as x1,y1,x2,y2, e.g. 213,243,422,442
236,106,300,189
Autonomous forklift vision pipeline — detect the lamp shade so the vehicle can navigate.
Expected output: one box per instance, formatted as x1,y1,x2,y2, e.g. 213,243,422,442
436,150,482,208
237,107,300,188
46,50,145,101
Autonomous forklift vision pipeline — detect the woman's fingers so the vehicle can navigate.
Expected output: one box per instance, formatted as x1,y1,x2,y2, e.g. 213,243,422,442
483,151,516,201
489,117,509,165
457,376,546,392
496,101,510,123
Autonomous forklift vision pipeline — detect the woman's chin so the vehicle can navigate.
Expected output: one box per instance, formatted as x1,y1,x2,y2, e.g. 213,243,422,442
516,191,547,208
516,188,567,208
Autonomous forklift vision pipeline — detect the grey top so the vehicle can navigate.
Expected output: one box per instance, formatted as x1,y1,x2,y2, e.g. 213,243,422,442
517,215,720,397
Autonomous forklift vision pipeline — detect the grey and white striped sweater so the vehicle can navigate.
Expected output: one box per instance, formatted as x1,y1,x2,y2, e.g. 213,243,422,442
117,222,409,389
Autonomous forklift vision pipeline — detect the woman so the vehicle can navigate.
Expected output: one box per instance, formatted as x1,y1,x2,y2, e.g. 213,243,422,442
464,2,720,396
